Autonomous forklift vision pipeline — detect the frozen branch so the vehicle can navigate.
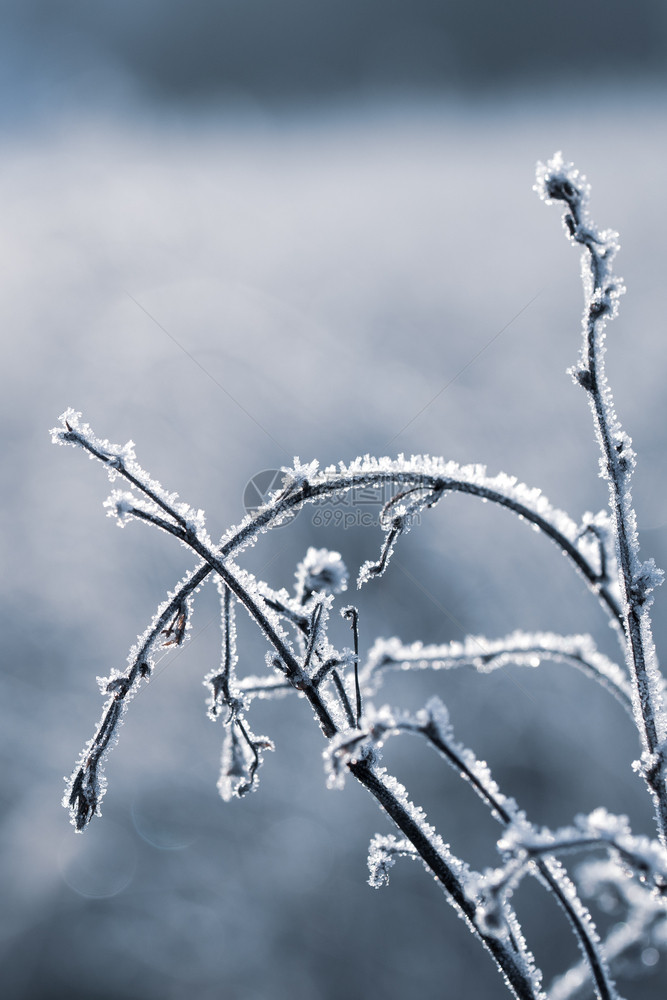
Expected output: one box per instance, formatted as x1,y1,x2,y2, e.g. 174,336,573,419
350,758,545,1000
52,155,667,998
361,631,633,717
537,153,667,842
550,859,667,1000
354,699,618,1000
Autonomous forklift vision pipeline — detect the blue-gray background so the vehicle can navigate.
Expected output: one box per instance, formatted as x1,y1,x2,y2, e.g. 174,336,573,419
2,3,667,998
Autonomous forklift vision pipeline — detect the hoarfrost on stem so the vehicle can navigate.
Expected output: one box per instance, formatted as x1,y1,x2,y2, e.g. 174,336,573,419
52,156,667,999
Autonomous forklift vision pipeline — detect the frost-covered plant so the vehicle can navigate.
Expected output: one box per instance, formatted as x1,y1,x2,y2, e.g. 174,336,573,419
52,154,667,999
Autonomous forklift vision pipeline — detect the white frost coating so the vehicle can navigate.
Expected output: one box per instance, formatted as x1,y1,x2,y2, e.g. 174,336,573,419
344,697,529,834
549,958,603,1000
502,908,545,1000
637,620,667,751
551,856,667,1000
361,630,632,714
222,559,296,661
357,482,447,587
52,409,207,535
323,702,438,791
83,425,614,641
363,763,552,994
51,155,667,995
278,453,586,548
414,696,527,827
483,804,667,987
104,489,136,527
395,696,618,996
217,724,251,801
236,674,293,700
216,456,318,545
471,852,617,996
498,807,667,889
538,857,619,1000
63,565,203,831
295,547,348,600
578,858,667,920
302,593,337,674
207,580,276,800
632,558,665,608
367,833,417,888
204,581,247,723
372,764,474,889
577,509,621,603
467,862,525,940
217,722,275,801
470,853,616,998
323,727,381,790
537,154,667,759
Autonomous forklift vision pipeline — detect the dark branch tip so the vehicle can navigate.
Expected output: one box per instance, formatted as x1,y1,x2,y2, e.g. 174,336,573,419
573,368,594,391
105,676,130,698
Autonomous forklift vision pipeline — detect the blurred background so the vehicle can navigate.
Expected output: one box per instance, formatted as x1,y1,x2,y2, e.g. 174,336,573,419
2,2,667,998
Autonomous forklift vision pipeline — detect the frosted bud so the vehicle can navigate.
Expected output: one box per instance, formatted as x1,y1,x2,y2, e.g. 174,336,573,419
217,712,275,802
296,548,349,600
475,899,507,939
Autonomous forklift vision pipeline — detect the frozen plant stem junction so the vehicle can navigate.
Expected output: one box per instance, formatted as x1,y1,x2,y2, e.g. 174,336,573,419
52,156,667,1000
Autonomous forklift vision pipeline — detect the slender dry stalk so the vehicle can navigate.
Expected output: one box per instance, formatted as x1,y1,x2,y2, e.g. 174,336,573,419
52,156,667,999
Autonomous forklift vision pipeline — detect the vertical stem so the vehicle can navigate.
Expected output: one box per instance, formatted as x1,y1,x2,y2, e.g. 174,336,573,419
583,250,667,844
343,606,362,726
539,159,667,843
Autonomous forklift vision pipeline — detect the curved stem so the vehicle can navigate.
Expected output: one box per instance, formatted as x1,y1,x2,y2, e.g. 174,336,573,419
220,471,623,629
58,417,625,639
67,449,628,816
362,635,632,718
414,722,615,1000
350,760,542,1000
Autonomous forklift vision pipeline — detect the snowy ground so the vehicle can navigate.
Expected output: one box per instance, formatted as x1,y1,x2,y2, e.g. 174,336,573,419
2,89,667,998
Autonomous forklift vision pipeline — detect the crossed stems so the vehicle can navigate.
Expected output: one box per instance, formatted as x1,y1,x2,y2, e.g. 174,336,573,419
64,435,630,834
60,422,642,1000
378,714,621,1000
117,495,543,996
58,160,667,999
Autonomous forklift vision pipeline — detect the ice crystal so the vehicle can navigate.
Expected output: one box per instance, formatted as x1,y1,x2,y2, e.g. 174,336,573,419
367,834,417,888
